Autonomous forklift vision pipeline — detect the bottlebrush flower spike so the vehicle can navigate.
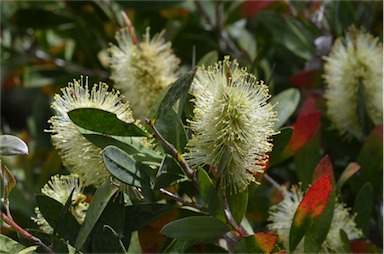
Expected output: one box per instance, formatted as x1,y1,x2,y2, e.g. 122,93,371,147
47,77,134,187
323,25,383,140
185,56,278,194
109,26,180,120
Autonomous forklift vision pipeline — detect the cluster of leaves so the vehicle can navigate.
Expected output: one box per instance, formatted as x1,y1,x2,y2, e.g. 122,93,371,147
1,1,382,253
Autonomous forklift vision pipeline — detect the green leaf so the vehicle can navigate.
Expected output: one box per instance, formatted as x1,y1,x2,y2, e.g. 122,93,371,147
102,145,151,188
11,8,73,29
75,182,118,250
269,127,294,167
68,108,148,137
294,131,321,188
36,195,80,245
154,108,188,153
197,169,224,220
353,183,373,236
304,187,335,253
237,29,257,61
235,232,278,253
270,88,301,130
163,239,196,253
0,134,28,156
0,234,37,254
124,204,173,232
254,11,315,60
160,216,230,240
289,174,332,252
197,50,219,66
154,155,188,189
153,67,197,121
91,193,129,253
227,189,248,225
352,125,383,196
81,133,162,165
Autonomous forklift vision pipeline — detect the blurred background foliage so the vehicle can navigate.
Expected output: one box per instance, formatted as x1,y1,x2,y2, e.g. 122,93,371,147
0,0,383,252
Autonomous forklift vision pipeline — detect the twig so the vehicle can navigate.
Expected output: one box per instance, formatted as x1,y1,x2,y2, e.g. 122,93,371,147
0,211,54,253
263,173,283,191
121,11,140,47
33,49,109,79
145,118,195,182
159,188,207,212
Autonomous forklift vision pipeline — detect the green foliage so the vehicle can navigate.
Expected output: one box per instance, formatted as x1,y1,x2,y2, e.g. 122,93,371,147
160,216,230,240
68,108,149,137
1,1,382,253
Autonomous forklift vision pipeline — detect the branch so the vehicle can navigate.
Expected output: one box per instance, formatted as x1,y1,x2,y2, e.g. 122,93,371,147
0,211,54,253
145,118,196,183
159,188,207,212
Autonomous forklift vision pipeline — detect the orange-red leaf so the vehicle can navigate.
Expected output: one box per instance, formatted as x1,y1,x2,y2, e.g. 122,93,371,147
289,174,332,252
254,232,278,253
312,155,335,184
284,111,321,154
295,174,332,224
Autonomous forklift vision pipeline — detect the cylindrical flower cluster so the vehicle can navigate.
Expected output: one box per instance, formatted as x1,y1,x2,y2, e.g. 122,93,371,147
47,77,134,187
323,26,383,140
185,56,277,194
109,27,180,120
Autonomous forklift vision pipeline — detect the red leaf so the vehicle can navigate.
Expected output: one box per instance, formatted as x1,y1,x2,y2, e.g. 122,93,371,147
289,69,318,88
350,239,382,253
254,232,278,253
289,174,332,252
241,0,275,17
312,155,335,184
285,111,321,154
294,174,332,225
297,98,318,119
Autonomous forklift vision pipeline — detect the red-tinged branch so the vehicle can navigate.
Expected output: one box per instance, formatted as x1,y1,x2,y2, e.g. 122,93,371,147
0,211,54,253
121,11,140,47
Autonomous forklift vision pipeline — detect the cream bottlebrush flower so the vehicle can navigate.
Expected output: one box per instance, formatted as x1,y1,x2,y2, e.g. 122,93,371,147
48,77,134,186
267,186,363,253
109,27,180,119
185,56,277,194
31,174,89,234
323,26,383,140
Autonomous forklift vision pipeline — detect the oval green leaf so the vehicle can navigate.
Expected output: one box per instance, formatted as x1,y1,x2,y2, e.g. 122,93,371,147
102,145,150,188
270,88,300,131
75,181,119,250
160,216,230,240
68,108,148,137
153,67,196,121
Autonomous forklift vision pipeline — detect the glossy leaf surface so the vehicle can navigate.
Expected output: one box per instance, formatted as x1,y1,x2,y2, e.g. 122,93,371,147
0,134,28,156
68,108,148,137
152,67,196,121
289,174,332,252
160,216,230,240
75,182,118,250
